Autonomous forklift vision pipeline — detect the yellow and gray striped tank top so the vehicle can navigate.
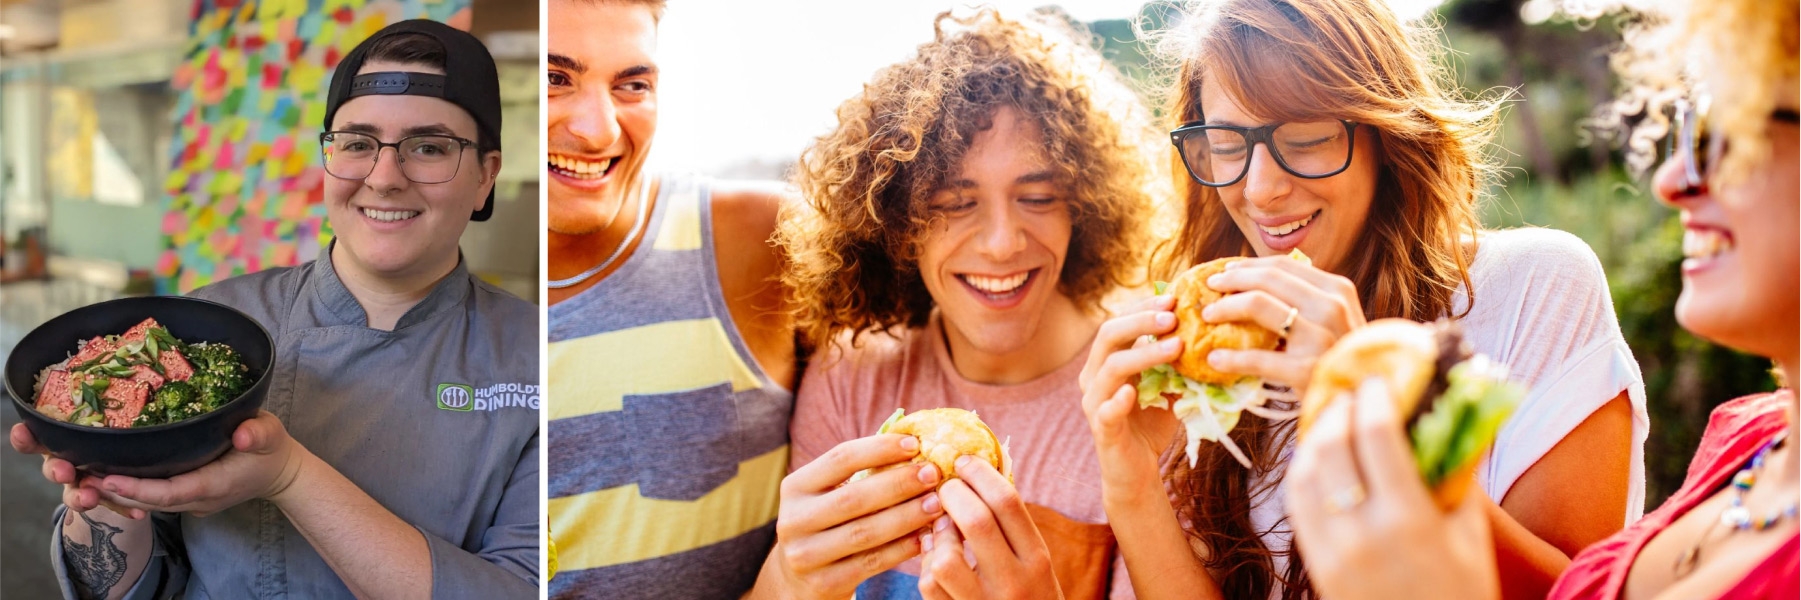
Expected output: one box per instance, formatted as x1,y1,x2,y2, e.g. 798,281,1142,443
547,174,793,598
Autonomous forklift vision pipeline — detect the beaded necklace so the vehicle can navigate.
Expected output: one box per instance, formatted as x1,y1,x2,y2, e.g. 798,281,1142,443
1674,432,1796,577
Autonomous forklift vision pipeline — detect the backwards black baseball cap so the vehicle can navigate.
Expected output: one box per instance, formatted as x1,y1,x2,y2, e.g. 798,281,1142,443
324,19,502,222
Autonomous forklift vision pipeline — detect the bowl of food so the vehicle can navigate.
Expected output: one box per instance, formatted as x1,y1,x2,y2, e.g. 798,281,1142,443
4,296,275,478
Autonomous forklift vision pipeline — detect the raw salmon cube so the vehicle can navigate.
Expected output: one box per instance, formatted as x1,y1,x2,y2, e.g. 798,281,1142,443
69,336,118,366
120,318,162,344
126,364,166,388
101,380,149,428
158,349,194,382
34,370,77,420
119,318,194,382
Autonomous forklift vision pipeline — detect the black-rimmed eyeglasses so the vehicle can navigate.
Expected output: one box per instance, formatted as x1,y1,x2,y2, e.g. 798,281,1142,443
319,131,474,184
1170,120,1360,187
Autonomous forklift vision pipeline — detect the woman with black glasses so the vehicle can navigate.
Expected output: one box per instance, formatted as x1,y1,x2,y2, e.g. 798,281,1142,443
1284,0,1798,597
1077,0,1645,598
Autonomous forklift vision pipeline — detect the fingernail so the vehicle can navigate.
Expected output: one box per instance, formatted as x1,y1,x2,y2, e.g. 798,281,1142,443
1201,305,1218,321
922,492,941,514
104,482,119,493
1161,338,1183,352
1208,350,1228,366
921,533,934,553
918,464,939,486
935,515,951,532
963,543,978,569
1154,312,1175,328
900,436,919,452
1207,274,1225,288
955,455,973,470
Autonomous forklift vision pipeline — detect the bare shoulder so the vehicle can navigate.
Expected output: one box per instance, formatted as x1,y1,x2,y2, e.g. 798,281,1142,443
709,179,800,389
709,180,793,242
708,180,792,290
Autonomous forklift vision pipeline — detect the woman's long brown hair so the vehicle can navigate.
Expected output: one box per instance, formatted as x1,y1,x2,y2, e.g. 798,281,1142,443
1144,0,1505,597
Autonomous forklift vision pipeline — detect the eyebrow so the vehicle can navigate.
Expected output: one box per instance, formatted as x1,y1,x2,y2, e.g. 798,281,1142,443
548,53,585,74
945,170,1057,188
615,64,657,80
402,123,460,137
332,122,465,138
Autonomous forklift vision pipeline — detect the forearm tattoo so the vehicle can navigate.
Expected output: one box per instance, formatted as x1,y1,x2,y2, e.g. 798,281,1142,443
65,510,128,600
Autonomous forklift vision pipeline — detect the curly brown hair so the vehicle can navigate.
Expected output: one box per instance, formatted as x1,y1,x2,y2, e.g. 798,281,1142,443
1141,0,1508,597
1593,0,1798,182
777,8,1164,351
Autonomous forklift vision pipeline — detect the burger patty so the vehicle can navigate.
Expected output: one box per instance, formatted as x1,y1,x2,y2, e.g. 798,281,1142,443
1404,320,1473,430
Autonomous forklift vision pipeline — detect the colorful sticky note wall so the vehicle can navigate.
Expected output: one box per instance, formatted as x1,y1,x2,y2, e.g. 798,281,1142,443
158,0,471,293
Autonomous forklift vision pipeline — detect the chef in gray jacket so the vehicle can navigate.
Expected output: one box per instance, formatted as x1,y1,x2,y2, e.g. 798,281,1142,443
9,20,539,600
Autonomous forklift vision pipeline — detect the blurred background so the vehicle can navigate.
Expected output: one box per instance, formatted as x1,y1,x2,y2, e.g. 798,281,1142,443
645,0,1777,514
0,0,537,595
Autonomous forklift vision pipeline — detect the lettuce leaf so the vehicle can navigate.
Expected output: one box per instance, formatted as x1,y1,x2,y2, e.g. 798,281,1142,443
876,407,905,435
1132,275,1279,468
1409,357,1521,487
851,408,911,483
1137,363,1183,409
1137,361,1266,468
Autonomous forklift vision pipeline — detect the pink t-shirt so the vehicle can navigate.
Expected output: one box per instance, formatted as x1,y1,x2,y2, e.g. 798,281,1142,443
790,313,1133,599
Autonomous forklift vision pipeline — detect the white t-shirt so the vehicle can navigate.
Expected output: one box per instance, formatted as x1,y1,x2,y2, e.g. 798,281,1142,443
1248,227,1649,590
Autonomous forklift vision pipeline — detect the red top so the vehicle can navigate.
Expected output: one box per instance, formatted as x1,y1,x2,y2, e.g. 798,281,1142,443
1549,390,1797,600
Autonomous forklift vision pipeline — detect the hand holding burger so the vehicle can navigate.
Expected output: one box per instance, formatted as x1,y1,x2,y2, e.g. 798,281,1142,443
1285,319,1514,600
1137,251,1309,468
858,408,1013,487
759,418,949,599
1298,318,1521,509
866,409,1054,600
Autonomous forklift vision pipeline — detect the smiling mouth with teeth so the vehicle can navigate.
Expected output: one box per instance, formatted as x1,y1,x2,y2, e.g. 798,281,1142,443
1259,210,1319,237
549,155,616,180
1682,228,1735,260
959,270,1035,299
362,208,421,223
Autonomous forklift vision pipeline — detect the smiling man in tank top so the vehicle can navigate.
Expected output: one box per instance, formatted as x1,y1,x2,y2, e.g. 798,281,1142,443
542,1,800,598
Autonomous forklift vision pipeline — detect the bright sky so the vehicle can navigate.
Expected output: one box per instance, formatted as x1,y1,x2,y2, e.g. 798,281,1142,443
643,0,1445,178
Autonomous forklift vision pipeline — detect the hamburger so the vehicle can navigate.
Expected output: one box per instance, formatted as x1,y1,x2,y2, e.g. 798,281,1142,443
857,408,1013,486
1137,251,1308,468
1299,318,1522,510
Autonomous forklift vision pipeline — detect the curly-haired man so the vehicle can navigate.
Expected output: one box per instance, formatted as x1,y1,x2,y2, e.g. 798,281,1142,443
748,10,1164,600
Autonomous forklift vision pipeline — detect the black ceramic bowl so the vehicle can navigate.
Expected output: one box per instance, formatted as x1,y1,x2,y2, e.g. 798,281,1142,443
4,296,274,478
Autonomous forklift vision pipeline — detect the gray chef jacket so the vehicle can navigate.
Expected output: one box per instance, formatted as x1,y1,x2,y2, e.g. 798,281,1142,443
49,245,541,599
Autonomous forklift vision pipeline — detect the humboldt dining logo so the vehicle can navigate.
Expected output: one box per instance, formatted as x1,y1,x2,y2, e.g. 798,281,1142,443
436,382,540,412
437,383,475,411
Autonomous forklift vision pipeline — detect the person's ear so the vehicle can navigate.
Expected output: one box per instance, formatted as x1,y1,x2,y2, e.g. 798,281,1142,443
473,150,501,212
481,149,502,183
